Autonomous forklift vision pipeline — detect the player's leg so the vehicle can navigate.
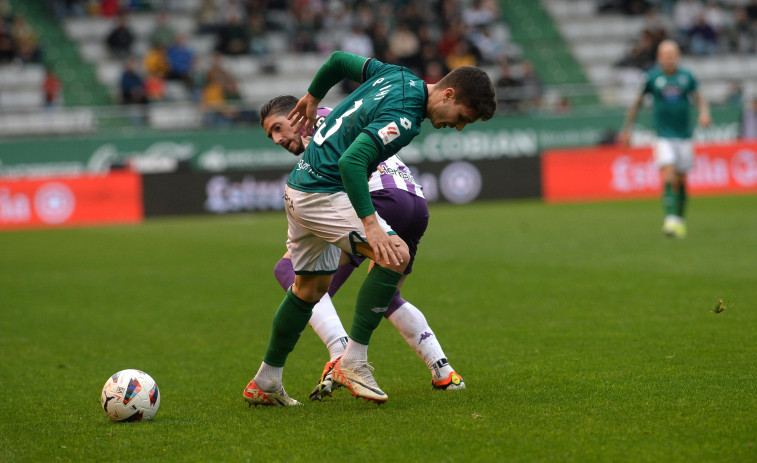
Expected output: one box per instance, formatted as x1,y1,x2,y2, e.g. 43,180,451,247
245,273,333,406
287,188,406,403
329,238,407,403
655,138,682,236
274,250,350,362
245,189,340,406
372,189,465,389
385,288,465,390
672,139,695,238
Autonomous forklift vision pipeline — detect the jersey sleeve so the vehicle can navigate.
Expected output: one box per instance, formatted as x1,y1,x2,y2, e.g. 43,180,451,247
307,52,371,99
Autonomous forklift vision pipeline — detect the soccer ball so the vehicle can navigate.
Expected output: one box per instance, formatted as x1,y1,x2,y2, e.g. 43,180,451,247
101,369,160,422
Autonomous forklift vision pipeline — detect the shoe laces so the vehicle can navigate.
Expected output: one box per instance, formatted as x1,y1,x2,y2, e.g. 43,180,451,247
352,362,379,388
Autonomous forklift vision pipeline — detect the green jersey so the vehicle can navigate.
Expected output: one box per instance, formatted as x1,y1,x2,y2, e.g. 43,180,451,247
287,57,426,194
643,66,699,139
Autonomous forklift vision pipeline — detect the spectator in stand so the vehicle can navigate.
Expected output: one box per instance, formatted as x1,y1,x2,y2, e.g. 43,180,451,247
748,0,757,21
43,67,62,107
519,60,544,112
725,7,756,54
341,23,374,61
150,10,176,48
100,0,121,18
201,69,238,127
106,12,134,59
143,44,169,77
196,0,222,34
144,70,166,102
370,21,391,62
215,12,249,55
688,13,719,55
462,0,498,28
445,40,477,70
120,56,147,105
723,80,743,107
422,59,446,84
0,19,15,63
437,19,466,59
388,22,420,68
703,0,726,33
495,58,522,114
246,12,269,57
166,33,194,86
673,0,703,49
11,15,41,63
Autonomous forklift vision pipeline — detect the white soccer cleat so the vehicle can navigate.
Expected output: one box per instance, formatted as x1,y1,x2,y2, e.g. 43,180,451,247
331,359,388,404
243,379,301,406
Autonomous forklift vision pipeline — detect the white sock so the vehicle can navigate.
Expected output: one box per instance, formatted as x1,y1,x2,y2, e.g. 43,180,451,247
253,362,283,391
388,302,454,381
308,293,349,361
340,339,368,366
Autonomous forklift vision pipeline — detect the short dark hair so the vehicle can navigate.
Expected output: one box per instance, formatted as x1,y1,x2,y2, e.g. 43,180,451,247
259,95,298,127
437,66,496,121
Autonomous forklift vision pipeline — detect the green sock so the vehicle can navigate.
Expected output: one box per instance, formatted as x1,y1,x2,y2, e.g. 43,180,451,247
263,288,315,367
677,182,687,218
663,182,679,216
350,265,403,345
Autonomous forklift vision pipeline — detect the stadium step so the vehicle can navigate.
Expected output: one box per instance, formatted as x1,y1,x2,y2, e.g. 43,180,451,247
499,0,600,107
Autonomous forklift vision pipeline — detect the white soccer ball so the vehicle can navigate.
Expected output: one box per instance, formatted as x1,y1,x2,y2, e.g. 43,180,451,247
101,369,161,422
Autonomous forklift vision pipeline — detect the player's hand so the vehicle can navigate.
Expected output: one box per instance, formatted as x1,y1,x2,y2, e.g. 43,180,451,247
617,130,631,147
288,93,321,136
699,112,712,127
363,217,405,268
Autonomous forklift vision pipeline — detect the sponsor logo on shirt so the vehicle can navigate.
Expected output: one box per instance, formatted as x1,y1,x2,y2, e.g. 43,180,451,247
378,121,401,145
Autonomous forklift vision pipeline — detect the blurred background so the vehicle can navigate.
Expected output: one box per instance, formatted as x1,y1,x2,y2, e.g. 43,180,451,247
1,0,756,227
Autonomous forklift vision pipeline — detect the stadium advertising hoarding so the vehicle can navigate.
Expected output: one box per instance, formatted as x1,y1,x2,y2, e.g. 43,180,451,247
542,141,757,202
141,157,541,217
0,107,740,177
0,171,143,230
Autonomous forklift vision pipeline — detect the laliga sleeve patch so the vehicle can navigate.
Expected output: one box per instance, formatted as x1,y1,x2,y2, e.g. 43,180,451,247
377,121,401,145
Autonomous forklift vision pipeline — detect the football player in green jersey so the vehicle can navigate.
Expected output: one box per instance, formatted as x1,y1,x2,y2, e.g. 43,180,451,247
243,51,495,405
619,40,711,238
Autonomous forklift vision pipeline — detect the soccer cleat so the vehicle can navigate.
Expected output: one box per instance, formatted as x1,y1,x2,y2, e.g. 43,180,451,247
331,359,388,404
309,357,342,401
432,371,466,391
661,217,677,237
672,221,687,239
243,379,301,406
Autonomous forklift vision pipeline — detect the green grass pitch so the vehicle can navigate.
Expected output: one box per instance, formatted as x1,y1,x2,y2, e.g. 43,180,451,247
1,195,755,462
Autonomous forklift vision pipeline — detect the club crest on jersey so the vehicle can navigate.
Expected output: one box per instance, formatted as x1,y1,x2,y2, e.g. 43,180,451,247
378,121,401,145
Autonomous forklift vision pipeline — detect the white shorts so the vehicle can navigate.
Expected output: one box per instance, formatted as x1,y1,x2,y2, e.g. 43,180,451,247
654,138,694,173
283,185,394,274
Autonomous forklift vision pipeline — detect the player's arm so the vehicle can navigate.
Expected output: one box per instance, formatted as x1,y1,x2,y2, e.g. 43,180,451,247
289,52,370,134
694,91,712,127
619,91,645,147
338,133,403,267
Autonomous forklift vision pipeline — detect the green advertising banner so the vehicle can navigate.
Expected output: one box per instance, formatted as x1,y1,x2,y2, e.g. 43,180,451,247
0,106,741,177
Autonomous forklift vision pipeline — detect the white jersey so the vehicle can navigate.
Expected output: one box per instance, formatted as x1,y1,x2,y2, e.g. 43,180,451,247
368,155,424,199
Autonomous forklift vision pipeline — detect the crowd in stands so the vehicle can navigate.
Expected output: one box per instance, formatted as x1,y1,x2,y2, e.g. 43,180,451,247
0,0,65,107
613,0,757,72
42,0,547,120
0,1,43,64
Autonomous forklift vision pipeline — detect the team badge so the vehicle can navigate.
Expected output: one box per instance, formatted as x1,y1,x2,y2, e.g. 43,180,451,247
378,121,401,145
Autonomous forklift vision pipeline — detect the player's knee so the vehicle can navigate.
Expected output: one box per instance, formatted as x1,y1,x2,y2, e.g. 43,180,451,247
292,275,331,303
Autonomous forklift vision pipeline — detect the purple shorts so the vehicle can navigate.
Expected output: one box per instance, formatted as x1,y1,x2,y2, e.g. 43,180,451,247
347,189,428,275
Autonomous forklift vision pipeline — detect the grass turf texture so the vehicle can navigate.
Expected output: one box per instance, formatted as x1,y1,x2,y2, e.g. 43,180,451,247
1,195,755,462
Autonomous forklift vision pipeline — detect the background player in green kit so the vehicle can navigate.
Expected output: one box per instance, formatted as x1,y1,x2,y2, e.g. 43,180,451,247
619,40,711,238
243,51,495,405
